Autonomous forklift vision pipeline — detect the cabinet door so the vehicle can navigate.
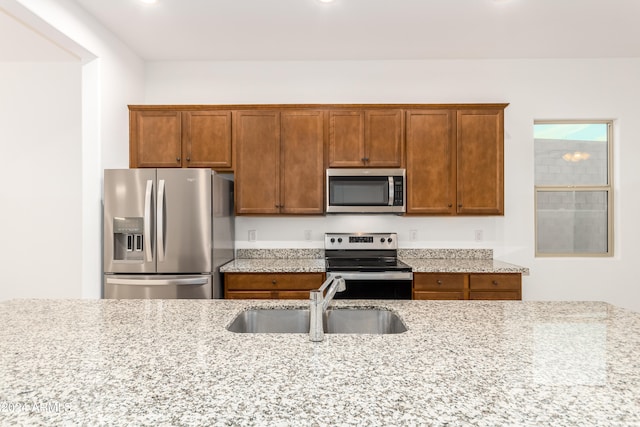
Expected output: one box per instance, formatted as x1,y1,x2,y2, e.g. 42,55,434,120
182,110,232,169
406,110,456,214
365,109,404,167
280,111,325,214
130,110,181,168
235,111,280,214
328,111,365,167
457,109,504,215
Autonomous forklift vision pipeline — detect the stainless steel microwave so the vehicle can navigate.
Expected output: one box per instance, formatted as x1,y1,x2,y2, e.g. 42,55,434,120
326,168,406,214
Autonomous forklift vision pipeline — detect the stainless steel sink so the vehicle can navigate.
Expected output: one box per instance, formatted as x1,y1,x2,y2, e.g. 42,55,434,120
227,308,407,334
227,309,310,333
325,308,407,334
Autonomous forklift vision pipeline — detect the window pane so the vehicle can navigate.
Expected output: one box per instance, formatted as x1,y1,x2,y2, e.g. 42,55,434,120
534,123,608,186
536,191,608,254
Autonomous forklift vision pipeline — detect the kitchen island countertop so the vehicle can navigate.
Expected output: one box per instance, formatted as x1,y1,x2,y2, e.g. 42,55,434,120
0,298,638,426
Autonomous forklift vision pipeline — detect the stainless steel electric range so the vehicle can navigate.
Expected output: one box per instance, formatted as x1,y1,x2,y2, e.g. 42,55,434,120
325,232,413,299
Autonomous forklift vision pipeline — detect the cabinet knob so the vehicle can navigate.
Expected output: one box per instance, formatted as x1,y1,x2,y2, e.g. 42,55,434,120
186,157,190,162
448,204,453,208
436,280,443,285
492,280,499,286
272,280,277,285
176,157,181,162
458,204,462,208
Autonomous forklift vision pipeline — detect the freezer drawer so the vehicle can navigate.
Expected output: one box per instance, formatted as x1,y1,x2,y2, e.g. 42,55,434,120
104,275,212,299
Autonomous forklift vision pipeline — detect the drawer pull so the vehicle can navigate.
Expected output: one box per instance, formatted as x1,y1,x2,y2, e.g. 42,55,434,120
436,280,443,285
272,280,277,285
492,280,499,286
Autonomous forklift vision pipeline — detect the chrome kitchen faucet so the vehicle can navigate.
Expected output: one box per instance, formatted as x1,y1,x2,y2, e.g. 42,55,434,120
309,275,346,342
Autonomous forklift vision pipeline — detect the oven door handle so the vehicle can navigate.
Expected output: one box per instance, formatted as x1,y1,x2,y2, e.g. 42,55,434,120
327,271,413,281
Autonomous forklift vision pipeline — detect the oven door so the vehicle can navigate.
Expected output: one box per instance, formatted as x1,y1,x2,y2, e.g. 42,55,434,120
327,271,413,300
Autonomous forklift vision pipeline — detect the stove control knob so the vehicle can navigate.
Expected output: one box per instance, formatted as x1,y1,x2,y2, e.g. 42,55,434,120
380,238,385,243
337,238,343,243
330,238,335,243
387,238,393,243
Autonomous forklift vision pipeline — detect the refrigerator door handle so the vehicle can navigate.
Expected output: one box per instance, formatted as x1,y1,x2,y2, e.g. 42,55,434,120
157,179,166,263
105,277,209,286
144,179,153,263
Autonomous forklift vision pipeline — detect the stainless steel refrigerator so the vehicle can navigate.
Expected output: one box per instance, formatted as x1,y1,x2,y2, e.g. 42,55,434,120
103,168,234,299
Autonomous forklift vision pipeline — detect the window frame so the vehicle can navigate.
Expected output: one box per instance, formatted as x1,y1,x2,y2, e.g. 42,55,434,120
534,119,614,257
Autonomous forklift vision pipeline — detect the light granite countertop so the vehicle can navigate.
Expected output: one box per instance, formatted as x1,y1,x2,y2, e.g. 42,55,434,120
220,258,326,273
404,258,529,274
1,299,638,426
220,258,529,275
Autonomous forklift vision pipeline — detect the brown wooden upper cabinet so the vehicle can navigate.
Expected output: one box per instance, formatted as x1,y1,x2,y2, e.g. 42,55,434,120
406,110,457,214
406,107,505,215
129,108,232,170
129,104,506,216
328,109,404,167
235,110,324,215
456,109,504,215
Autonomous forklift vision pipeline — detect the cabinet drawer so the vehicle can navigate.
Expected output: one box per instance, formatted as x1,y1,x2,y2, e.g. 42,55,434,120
225,273,324,291
414,291,465,300
469,274,521,291
414,273,466,291
469,291,521,300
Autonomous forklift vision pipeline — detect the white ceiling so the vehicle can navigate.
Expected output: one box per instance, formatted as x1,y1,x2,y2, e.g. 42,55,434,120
69,0,640,61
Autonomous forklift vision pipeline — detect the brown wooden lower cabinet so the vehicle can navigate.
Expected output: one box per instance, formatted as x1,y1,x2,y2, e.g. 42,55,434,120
225,271,521,301
224,273,325,299
413,272,521,301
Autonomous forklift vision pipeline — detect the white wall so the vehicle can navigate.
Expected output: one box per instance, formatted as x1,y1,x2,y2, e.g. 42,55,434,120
0,62,82,298
6,0,145,298
145,59,640,312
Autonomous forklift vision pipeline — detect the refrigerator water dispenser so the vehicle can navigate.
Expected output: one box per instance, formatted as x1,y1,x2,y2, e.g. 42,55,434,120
113,217,145,261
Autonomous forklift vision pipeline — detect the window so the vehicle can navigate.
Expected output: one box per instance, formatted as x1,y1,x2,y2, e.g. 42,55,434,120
534,121,613,256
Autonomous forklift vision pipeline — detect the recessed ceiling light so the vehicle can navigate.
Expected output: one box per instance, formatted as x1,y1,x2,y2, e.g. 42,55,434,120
139,0,158,4
318,0,336,3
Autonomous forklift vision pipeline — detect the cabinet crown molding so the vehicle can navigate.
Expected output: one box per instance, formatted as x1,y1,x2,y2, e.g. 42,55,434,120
128,103,509,111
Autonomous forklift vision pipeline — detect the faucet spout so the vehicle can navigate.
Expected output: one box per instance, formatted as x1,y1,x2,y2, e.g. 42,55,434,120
309,275,345,342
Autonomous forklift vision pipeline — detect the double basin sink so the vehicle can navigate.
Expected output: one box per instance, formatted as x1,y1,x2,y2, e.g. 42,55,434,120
227,307,407,334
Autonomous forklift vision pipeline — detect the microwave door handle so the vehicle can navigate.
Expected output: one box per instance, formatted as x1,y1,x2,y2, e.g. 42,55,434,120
144,180,153,263
388,176,394,206
157,179,166,262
